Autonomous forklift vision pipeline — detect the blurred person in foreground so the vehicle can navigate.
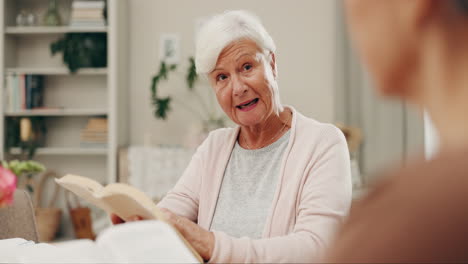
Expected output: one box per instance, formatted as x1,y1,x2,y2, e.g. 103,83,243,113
326,0,468,262
113,10,352,263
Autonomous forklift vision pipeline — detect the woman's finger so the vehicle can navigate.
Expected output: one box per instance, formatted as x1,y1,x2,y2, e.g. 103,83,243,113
128,215,144,221
110,213,125,225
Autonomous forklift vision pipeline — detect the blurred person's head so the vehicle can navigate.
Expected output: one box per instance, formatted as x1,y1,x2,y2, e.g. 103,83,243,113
345,0,468,149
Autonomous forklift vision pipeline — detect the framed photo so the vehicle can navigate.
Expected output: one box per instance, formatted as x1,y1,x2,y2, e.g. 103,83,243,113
159,33,180,64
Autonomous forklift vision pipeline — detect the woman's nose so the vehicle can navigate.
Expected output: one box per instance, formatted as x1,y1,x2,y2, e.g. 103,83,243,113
232,76,248,96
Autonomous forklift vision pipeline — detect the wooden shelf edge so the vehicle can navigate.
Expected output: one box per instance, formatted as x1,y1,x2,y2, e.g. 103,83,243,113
9,147,108,156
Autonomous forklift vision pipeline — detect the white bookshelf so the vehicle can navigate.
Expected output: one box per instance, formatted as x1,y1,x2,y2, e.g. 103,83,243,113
5,108,108,116
6,67,108,75
0,0,129,241
5,26,108,34
9,147,107,155
0,0,129,185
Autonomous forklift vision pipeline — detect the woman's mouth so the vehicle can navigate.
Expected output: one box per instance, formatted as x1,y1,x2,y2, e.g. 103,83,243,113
236,98,259,112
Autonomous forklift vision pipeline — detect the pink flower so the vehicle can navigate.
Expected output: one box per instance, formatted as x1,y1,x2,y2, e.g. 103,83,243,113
0,166,17,208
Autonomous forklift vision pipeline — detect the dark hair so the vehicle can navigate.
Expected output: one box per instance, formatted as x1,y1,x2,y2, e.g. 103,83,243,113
455,0,468,13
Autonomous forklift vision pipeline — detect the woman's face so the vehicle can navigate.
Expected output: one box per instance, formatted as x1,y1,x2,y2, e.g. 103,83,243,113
209,39,277,127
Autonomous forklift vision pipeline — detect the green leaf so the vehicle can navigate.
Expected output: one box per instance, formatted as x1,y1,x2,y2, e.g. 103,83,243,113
186,57,198,90
50,33,107,73
150,61,177,120
156,97,172,119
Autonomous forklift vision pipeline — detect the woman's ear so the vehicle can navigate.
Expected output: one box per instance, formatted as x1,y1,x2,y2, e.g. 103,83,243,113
269,52,277,79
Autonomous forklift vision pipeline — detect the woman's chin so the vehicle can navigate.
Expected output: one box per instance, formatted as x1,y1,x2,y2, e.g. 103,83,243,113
236,114,266,127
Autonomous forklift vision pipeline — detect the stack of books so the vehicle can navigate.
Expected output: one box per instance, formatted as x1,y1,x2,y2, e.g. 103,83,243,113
70,0,106,27
80,118,108,148
4,74,44,112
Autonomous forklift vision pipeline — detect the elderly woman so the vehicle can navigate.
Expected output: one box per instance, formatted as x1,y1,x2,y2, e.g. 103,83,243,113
326,0,468,262
114,10,351,263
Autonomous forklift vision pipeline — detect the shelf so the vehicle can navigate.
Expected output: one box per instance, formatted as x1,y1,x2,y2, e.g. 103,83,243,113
5,26,108,34
6,67,108,75
9,147,107,156
5,109,108,117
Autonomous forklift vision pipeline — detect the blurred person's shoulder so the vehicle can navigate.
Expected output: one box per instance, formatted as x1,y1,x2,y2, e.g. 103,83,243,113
362,147,468,207
328,148,468,263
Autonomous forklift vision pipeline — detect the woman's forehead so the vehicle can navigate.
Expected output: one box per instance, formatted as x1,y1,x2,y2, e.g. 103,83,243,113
216,40,262,65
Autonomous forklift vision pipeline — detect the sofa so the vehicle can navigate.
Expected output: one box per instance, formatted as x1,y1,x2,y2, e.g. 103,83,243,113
0,190,38,242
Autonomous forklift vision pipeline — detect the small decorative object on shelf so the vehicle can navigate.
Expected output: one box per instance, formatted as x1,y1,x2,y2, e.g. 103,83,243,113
5,117,47,160
43,0,62,26
16,10,28,26
16,9,37,26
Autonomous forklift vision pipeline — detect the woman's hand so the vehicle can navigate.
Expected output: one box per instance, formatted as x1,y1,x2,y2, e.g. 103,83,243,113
110,213,143,225
160,208,214,261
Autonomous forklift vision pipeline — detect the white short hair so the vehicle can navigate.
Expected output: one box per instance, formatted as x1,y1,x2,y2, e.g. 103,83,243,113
195,10,276,74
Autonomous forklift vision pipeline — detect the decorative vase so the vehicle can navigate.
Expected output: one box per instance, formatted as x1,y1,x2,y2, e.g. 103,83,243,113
43,0,61,26
16,10,28,26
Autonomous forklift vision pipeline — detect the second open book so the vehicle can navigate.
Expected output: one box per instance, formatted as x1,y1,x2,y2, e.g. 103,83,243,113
54,174,202,263
3,221,200,263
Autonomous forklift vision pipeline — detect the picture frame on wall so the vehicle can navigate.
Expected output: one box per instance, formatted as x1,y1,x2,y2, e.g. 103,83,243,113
159,33,180,64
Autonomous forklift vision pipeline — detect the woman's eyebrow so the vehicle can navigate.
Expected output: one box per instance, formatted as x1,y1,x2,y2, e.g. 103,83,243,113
211,67,224,73
236,53,255,62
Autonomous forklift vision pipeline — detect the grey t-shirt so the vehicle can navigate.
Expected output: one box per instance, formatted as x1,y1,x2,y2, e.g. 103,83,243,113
210,130,291,239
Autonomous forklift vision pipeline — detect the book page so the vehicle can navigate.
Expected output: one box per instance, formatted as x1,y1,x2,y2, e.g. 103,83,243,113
53,239,113,263
2,243,58,263
55,175,112,213
99,183,164,220
56,175,164,220
97,220,200,263
0,239,111,264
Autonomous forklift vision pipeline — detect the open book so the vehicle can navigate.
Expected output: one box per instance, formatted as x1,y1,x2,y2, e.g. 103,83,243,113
54,174,202,263
2,221,200,263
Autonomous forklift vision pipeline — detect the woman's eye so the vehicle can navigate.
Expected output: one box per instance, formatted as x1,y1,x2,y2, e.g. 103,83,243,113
217,74,227,82
243,64,252,71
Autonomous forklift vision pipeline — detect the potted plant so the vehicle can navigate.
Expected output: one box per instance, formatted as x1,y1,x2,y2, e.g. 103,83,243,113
50,33,107,73
1,160,46,194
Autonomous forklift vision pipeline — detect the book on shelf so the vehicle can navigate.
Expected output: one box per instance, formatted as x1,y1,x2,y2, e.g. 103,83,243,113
54,174,202,263
86,117,108,130
71,9,104,19
4,74,44,112
80,117,108,146
72,0,105,9
70,0,106,27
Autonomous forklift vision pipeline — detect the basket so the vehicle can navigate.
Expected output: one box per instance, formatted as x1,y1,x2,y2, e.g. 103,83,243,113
65,191,96,240
33,170,62,242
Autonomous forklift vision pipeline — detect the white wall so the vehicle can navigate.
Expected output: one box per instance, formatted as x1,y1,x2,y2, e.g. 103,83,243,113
128,0,338,145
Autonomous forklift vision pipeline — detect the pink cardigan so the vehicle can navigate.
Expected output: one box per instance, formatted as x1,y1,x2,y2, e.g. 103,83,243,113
158,107,352,263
